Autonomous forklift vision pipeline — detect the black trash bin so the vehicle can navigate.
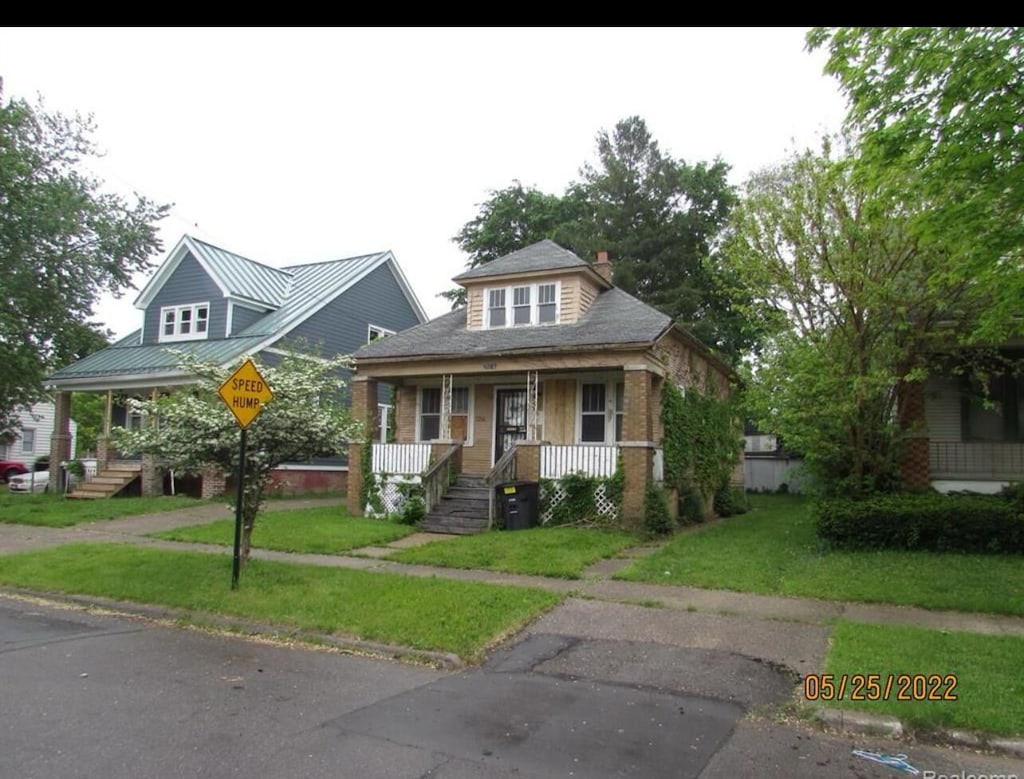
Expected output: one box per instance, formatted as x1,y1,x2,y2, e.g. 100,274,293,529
496,481,540,530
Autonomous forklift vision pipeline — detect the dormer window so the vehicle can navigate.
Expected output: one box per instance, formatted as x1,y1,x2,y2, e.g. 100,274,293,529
160,303,209,342
368,324,396,343
485,281,560,328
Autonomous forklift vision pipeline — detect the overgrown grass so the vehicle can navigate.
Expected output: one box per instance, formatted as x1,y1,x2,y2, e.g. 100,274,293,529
151,506,415,554
0,493,208,528
0,544,561,662
384,526,640,579
615,495,1024,615
821,621,1024,736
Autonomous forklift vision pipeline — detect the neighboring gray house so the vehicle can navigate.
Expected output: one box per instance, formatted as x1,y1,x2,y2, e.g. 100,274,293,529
45,234,426,498
0,402,78,471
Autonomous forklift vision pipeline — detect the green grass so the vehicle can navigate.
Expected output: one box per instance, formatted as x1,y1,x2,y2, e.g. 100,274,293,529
384,526,640,578
0,543,561,662
151,506,415,554
821,621,1024,736
615,494,1024,615
0,492,209,528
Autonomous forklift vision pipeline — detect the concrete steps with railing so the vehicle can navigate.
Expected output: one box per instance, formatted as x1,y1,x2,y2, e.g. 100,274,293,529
419,476,490,535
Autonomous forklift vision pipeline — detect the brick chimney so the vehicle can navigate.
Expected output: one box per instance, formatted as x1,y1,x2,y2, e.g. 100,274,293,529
594,250,613,284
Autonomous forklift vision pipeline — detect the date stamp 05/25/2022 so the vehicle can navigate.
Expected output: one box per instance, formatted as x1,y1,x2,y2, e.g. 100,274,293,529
803,673,959,702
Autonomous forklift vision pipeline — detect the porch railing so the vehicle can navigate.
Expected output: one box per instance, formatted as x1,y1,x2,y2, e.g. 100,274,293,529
372,443,432,475
422,444,461,515
485,446,518,528
930,440,1024,480
541,445,619,479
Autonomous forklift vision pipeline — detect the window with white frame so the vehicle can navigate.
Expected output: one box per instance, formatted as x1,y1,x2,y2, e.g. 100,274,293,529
160,303,210,342
580,381,625,444
486,281,559,328
20,428,35,454
419,388,441,440
367,324,396,343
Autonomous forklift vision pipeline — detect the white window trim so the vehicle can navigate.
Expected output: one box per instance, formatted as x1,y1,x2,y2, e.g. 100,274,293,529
367,324,396,343
485,281,560,328
416,385,474,444
575,379,624,444
20,427,36,454
159,302,211,343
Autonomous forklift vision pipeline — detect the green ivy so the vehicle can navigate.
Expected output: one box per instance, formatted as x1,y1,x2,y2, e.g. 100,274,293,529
541,467,621,527
359,437,385,515
661,382,742,512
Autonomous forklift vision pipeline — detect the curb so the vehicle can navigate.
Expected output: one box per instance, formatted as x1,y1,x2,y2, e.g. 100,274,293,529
814,707,1024,759
0,587,464,671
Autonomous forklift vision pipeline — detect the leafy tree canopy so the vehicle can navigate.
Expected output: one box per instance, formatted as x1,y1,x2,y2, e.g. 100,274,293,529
113,350,361,561
0,84,167,436
448,117,751,361
807,27,1024,341
726,140,982,496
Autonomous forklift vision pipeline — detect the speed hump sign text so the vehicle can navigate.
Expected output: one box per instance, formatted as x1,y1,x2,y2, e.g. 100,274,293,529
218,358,274,428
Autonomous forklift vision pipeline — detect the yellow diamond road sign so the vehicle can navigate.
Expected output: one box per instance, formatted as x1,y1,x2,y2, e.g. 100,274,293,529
218,358,274,428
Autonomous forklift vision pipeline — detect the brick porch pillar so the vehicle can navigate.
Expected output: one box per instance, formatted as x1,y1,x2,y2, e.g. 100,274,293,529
620,368,654,526
897,379,930,490
201,465,227,498
48,391,73,493
347,376,380,516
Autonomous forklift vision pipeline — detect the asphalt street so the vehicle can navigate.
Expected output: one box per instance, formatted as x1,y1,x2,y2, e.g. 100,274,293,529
3,595,1023,779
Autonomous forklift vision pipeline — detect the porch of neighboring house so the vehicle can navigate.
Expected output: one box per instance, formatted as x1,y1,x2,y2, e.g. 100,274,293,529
347,367,665,533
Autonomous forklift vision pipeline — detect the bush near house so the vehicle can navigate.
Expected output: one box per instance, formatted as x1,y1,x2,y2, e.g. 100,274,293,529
815,493,1024,554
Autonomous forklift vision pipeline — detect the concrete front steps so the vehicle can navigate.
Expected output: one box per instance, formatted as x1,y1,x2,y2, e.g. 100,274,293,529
67,466,140,499
419,476,490,535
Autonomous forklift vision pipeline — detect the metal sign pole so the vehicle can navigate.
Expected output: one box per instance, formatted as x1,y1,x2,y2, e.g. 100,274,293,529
231,427,247,590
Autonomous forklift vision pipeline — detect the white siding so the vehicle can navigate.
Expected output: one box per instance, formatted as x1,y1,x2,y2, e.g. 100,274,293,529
924,377,962,441
0,403,77,461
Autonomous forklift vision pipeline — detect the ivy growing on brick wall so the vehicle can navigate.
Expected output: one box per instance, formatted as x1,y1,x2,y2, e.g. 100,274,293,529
661,382,742,506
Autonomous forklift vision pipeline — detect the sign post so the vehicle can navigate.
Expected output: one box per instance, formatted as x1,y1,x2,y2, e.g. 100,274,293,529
217,358,274,589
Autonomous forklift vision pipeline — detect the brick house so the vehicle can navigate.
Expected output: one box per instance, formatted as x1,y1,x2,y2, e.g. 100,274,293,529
347,240,738,531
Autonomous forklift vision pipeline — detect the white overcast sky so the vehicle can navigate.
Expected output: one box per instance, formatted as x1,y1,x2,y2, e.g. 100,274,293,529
0,27,848,340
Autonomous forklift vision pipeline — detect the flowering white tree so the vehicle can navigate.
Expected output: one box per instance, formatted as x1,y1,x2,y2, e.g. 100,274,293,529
114,350,362,561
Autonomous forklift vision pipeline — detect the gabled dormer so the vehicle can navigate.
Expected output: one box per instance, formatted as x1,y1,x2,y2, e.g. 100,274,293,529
452,240,614,331
133,235,289,345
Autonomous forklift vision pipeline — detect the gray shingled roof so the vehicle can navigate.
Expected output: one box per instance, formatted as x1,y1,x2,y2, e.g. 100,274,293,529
452,239,592,282
355,287,671,361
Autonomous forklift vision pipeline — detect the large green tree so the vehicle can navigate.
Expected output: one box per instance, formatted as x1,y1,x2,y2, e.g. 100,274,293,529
449,117,749,361
727,142,980,496
807,27,1024,342
114,351,361,563
0,86,167,436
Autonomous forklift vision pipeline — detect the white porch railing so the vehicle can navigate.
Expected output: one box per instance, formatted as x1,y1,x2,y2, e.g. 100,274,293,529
372,443,431,475
541,445,619,479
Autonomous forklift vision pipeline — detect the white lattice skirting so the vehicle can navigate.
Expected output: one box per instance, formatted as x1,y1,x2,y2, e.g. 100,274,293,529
366,475,420,517
540,481,619,524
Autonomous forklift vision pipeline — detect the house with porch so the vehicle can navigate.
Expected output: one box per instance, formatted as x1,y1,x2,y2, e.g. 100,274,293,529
45,234,426,498
899,342,1024,493
347,240,737,532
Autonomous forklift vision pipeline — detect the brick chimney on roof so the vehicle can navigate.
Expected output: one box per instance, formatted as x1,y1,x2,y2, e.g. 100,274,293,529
594,250,613,284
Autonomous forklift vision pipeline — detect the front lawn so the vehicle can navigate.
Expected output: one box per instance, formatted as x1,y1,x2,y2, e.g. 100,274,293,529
384,526,640,579
615,495,1024,615
0,543,561,663
0,492,208,528
151,506,415,554
821,621,1024,736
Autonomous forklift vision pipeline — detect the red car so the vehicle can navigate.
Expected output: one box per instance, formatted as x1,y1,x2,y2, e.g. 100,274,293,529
1,460,29,482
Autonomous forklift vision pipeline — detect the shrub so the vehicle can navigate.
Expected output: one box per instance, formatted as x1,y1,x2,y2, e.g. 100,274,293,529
815,493,1024,554
713,484,750,517
677,480,706,525
643,485,674,537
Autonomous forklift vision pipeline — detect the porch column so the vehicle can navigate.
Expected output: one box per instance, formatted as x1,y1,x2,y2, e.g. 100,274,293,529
347,376,380,516
897,378,930,490
95,390,114,469
48,391,73,493
620,368,654,526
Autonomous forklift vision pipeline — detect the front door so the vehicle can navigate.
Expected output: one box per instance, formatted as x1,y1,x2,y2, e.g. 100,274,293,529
494,388,527,461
